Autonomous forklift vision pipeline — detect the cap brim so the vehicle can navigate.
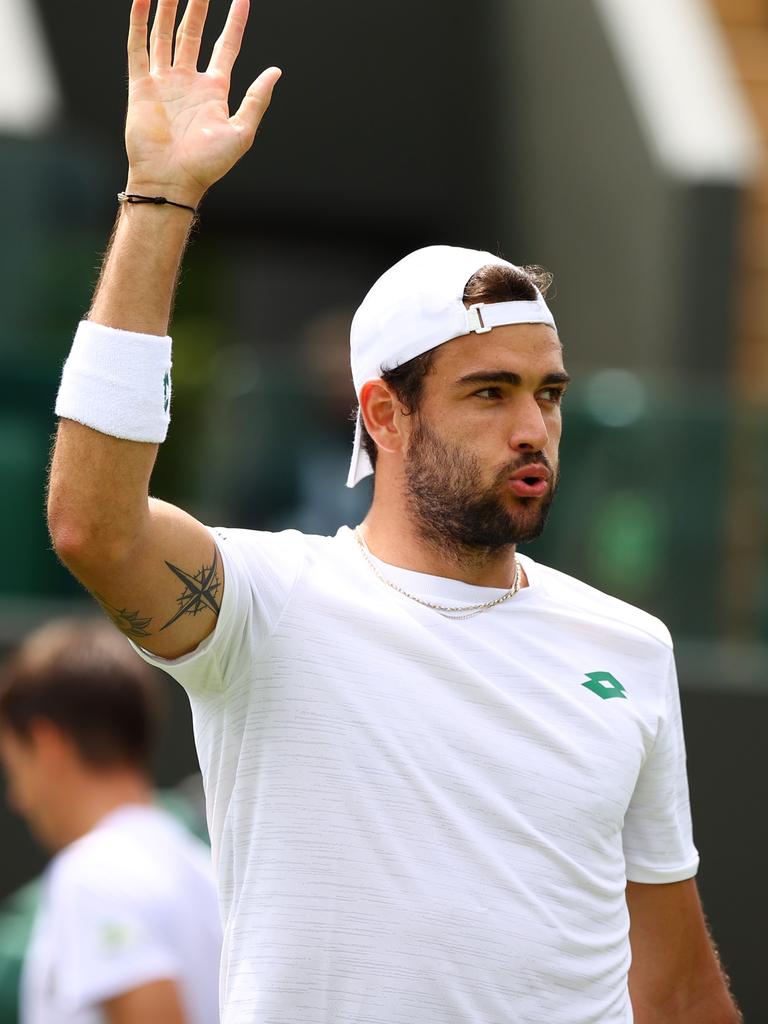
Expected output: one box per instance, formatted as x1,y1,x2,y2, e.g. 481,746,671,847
346,407,374,487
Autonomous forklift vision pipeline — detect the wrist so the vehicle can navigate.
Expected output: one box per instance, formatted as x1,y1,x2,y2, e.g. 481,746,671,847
123,180,205,210
119,192,198,216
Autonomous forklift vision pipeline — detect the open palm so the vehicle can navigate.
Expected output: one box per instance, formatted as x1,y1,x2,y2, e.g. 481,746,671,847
125,0,280,205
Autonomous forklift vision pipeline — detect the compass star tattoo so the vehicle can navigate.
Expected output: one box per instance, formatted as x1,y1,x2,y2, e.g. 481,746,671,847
160,550,222,631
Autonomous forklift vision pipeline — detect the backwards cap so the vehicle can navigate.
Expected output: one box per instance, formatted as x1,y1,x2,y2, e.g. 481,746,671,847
347,245,557,487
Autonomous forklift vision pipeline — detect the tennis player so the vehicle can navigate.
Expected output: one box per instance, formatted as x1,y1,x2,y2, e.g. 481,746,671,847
0,620,221,1024
47,0,741,1020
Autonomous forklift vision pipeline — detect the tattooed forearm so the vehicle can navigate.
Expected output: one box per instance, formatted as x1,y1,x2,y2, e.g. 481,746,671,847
160,548,221,631
95,594,154,638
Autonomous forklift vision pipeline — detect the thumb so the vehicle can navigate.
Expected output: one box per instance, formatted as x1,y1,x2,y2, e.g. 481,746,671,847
231,66,282,141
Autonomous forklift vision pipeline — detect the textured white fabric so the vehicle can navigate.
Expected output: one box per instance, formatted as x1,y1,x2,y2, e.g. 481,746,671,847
21,805,221,1024
55,320,172,443
347,245,558,487
135,526,698,1024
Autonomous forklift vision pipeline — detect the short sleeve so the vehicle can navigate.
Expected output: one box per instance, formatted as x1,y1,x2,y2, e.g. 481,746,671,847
132,526,306,694
44,869,180,1013
622,649,700,883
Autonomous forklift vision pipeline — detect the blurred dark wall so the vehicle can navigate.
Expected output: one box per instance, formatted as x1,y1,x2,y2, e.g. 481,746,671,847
34,0,505,243
499,0,741,383
30,0,743,381
683,688,767,1022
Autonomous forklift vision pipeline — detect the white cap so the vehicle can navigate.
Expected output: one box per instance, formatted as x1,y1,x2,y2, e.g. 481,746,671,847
346,245,557,487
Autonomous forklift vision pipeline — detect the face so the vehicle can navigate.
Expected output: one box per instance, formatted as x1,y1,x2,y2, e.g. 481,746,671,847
402,323,567,553
0,725,61,849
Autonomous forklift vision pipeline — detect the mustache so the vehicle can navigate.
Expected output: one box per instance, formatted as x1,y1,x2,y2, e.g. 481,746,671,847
496,451,554,482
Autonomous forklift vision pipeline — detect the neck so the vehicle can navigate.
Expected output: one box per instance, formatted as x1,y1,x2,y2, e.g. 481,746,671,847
50,770,153,851
360,504,523,589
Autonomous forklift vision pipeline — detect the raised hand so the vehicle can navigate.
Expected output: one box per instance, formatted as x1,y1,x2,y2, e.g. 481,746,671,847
125,0,281,207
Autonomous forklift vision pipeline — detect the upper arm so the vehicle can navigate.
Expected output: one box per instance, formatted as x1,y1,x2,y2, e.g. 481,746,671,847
91,496,222,660
627,878,739,1020
49,421,222,659
103,979,186,1024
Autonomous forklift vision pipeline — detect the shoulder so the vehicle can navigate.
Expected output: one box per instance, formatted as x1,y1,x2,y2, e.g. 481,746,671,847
213,525,306,570
49,808,211,904
214,525,345,560
524,555,673,652
213,525,354,585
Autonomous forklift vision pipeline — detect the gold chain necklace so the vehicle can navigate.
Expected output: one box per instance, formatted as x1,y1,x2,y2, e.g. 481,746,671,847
354,528,521,620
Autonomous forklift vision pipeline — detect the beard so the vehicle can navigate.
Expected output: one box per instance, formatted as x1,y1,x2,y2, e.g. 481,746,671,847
403,418,558,555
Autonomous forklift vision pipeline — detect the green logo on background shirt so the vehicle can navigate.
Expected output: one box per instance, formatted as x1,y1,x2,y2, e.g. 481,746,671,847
582,671,627,700
100,920,134,953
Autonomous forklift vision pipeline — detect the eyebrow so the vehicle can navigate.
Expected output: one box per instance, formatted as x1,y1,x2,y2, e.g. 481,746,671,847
454,370,572,389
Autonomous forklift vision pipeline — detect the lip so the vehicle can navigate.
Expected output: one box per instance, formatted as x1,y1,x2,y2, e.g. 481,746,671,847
507,463,550,498
509,464,550,482
508,478,549,498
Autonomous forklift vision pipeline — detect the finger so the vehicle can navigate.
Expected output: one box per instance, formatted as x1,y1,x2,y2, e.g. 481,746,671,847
149,0,179,69
231,66,282,141
128,0,150,79
174,0,210,68
207,0,250,80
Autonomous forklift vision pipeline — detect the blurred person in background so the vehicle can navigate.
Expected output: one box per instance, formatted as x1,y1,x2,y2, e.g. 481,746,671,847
217,307,372,533
0,620,221,1024
44,0,741,1021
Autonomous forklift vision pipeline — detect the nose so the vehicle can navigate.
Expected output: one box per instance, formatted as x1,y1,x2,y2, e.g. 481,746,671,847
507,396,550,453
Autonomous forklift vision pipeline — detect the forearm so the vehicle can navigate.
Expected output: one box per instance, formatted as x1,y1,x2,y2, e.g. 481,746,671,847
630,937,741,1023
632,982,742,1023
103,978,186,1024
90,196,196,335
630,931,742,1023
627,880,741,1024
50,188,196,554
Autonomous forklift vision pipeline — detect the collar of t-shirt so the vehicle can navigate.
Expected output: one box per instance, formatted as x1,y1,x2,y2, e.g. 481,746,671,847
340,526,541,608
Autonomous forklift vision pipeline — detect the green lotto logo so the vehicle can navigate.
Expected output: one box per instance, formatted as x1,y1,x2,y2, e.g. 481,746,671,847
582,671,627,701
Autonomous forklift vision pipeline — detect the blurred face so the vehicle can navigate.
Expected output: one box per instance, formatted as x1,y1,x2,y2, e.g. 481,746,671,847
0,725,61,849
403,323,567,552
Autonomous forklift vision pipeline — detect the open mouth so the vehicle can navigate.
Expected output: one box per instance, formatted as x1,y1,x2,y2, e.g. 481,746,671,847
509,477,549,498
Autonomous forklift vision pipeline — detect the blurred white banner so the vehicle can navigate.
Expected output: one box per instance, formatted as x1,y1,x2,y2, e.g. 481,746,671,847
594,0,761,182
0,0,60,134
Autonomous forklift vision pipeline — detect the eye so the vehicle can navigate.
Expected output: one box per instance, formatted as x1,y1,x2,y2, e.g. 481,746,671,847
473,387,503,400
538,387,565,404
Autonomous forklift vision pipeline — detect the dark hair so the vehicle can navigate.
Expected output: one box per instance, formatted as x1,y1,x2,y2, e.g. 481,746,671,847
359,262,554,470
0,620,164,770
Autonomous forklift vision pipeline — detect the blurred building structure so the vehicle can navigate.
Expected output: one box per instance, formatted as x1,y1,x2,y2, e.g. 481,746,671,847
707,0,768,639
0,0,766,1016
712,0,768,398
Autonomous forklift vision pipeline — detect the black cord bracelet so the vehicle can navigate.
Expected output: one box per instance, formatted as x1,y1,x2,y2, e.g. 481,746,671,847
117,192,197,214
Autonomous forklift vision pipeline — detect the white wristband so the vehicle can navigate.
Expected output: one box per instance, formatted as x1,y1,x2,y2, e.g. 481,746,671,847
55,320,172,443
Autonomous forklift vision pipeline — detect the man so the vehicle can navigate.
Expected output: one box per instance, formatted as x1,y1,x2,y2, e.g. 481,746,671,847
0,620,221,1024
46,0,741,1020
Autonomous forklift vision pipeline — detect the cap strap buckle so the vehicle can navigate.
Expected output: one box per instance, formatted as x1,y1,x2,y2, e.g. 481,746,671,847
466,303,492,334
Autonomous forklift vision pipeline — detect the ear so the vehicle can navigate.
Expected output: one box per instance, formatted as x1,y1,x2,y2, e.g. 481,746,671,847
26,717,71,765
359,379,410,461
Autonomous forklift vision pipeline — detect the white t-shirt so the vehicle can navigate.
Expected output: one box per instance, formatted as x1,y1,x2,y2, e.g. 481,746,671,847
22,805,222,1024
137,526,698,1024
